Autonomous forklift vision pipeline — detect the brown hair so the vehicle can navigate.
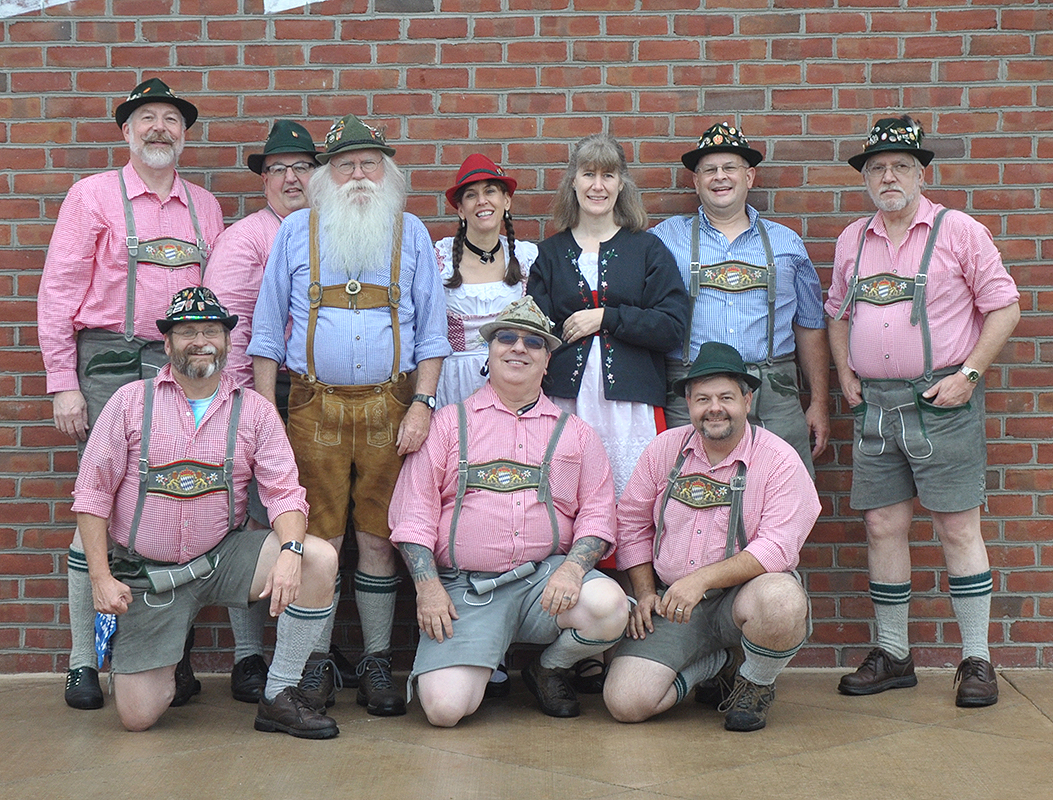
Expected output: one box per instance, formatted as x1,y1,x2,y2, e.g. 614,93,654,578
551,134,649,233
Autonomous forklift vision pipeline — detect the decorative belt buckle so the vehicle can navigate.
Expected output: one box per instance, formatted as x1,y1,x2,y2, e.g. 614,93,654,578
345,279,362,296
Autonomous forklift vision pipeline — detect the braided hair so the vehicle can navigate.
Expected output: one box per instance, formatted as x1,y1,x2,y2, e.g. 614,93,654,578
444,181,523,288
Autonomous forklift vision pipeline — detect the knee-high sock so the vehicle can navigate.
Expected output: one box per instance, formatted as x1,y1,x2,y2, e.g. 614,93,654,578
263,603,333,701
539,628,621,671
740,635,803,687
354,571,398,655
67,549,96,670
949,570,993,662
870,580,911,660
312,575,341,654
672,650,726,703
229,600,269,663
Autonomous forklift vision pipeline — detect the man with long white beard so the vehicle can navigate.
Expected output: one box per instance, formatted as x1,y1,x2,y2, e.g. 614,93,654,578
37,77,224,711
249,114,450,717
827,115,1019,708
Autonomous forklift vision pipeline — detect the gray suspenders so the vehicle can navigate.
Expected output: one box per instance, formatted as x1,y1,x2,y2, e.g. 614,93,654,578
653,428,749,563
126,378,243,557
447,403,570,572
683,214,777,365
117,170,207,343
834,209,949,382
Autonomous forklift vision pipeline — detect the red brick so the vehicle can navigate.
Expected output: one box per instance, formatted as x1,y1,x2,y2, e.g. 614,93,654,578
207,19,268,40
340,18,401,40
572,40,633,62
639,90,702,114
902,35,965,59
872,61,935,85
540,116,603,142
408,17,470,39
938,59,1000,83
672,14,735,37
0,47,45,68
245,45,306,67
242,95,306,118
638,39,700,62
1007,59,1053,83
110,46,173,68
442,42,505,64
273,19,338,40
142,19,203,42
10,72,73,93
608,66,668,87
274,70,336,92
9,20,72,42
507,0,568,8
479,67,540,89
310,44,372,65
740,64,802,85
506,93,568,115
773,38,834,61
968,34,1032,56
672,64,736,87
406,117,470,141
741,13,802,35
406,68,469,90
772,88,833,110
706,38,767,61
438,93,500,115
836,37,898,60
605,15,667,37
477,117,537,140
1000,8,1053,31
177,45,242,68
572,92,634,114
804,11,866,34
474,17,536,38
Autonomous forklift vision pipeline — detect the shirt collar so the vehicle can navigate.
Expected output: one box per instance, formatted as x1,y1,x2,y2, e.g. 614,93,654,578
476,382,560,419
682,420,755,470
698,203,759,234
868,194,936,239
155,363,238,404
121,161,187,204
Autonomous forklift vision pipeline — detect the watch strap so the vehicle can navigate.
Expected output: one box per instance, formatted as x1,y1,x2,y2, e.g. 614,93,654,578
280,540,304,556
411,393,436,409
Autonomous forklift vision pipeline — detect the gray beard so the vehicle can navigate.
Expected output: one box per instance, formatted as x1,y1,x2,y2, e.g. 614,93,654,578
131,138,183,170
172,348,227,380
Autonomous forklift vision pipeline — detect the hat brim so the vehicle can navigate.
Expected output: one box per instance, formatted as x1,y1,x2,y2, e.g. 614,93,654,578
115,96,198,130
445,172,517,209
247,148,320,175
671,369,762,398
479,319,561,351
848,144,935,172
316,140,396,164
157,315,238,335
681,144,763,172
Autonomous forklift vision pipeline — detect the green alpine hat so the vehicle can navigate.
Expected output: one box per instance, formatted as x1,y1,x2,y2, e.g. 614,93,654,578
247,120,319,175
848,115,934,172
115,77,198,129
157,287,238,334
315,114,396,164
672,341,761,397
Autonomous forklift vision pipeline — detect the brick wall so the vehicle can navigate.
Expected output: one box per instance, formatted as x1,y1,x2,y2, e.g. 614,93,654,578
2,0,1050,674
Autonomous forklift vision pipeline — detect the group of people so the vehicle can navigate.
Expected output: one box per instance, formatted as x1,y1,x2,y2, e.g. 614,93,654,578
38,77,1019,741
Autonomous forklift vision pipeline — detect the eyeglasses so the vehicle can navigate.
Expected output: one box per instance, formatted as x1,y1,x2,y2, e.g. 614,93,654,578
697,163,747,178
493,330,547,350
331,158,382,175
863,162,918,178
172,325,225,341
262,161,317,177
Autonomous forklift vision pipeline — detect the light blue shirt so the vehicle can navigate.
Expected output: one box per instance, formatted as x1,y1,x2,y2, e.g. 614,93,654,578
651,205,825,364
187,387,218,428
248,209,451,385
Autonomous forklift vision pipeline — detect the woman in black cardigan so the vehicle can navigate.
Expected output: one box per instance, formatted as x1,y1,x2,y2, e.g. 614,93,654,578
528,134,689,498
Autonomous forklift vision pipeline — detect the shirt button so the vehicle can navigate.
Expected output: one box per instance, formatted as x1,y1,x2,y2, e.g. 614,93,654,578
884,354,890,359
696,529,702,535
356,364,362,369
518,444,523,449
689,560,695,565
355,335,361,341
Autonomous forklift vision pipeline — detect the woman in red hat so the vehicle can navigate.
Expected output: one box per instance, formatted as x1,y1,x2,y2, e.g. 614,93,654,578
434,154,539,408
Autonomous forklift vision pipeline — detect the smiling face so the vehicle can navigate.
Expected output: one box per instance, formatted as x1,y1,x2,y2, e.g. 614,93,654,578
456,180,511,238
487,326,550,401
123,102,186,171
573,165,623,221
262,153,316,217
687,374,752,450
692,152,754,218
863,153,924,215
164,321,230,380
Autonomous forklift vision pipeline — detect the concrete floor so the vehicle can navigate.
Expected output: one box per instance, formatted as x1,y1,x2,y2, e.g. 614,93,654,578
4,668,1051,800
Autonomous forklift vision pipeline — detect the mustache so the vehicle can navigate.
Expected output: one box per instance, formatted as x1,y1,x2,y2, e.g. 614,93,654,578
187,345,217,355
143,132,176,145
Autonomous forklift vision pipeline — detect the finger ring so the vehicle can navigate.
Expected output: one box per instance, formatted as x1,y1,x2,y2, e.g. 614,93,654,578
675,607,683,613
563,595,571,600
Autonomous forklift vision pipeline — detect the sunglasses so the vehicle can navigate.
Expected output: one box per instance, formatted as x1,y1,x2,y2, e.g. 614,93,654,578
493,330,547,351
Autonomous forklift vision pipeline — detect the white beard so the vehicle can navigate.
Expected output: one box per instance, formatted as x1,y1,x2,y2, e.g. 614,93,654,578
309,162,407,279
131,136,183,170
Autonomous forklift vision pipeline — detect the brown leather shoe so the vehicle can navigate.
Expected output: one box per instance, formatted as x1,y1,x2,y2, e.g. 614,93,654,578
838,647,918,696
954,656,998,707
298,651,341,713
695,645,745,708
720,675,776,732
254,687,339,739
522,658,579,718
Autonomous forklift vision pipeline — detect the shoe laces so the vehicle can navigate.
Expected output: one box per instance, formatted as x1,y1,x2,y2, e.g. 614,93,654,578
537,665,575,700
66,668,88,690
301,657,343,693
858,647,889,673
718,678,772,713
954,657,989,686
357,653,394,690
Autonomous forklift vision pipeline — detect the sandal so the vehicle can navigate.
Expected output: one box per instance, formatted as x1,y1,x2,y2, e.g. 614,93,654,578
571,657,607,694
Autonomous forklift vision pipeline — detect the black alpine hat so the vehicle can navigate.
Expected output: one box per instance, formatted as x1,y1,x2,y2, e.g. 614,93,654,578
848,115,934,172
681,122,764,172
157,287,238,334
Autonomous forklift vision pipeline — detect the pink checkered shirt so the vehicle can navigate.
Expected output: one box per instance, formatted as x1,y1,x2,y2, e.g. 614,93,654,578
38,163,224,393
825,196,1019,380
390,382,617,572
203,206,283,388
616,424,820,586
72,365,308,564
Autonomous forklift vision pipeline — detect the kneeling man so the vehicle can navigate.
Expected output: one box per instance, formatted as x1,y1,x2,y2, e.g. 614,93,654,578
604,342,820,732
74,287,339,738
390,297,629,727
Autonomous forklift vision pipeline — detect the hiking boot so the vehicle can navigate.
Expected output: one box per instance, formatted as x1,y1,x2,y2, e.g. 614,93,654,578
522,658,579,718
720,675,775,732
298,651,342,713
330,644,360,688
695,645,745,708
838,647,917,696
230,654,269,704
170,626,201,707
254,687,339,740
355,650,405,717
65,666,104,710
954,656,998,707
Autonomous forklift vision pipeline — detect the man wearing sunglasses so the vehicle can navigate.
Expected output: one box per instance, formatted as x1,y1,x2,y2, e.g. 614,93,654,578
202,120,320,705
250,114,450,717
390,297,629,726
828,115,1019,708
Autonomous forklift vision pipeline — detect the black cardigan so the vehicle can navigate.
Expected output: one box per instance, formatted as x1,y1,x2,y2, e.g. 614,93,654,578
527,227,690,407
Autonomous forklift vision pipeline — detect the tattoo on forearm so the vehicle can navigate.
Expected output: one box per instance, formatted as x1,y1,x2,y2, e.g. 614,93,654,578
398,542,439,583
564,536,608,573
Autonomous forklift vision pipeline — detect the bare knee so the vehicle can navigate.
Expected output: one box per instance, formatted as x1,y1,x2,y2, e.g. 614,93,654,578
576,578,630,641
603,660,662,724
356,530,396,572
114,673,174,732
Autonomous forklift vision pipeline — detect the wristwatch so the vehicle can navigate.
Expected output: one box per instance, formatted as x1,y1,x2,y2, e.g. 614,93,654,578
959,365,981,383
280,540,304,556
411,393,437,410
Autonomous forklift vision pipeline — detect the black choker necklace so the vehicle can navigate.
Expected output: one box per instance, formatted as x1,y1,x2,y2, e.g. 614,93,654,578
464,237,501,264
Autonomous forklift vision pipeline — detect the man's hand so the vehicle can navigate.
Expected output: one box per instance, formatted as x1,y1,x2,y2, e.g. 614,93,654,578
396,403,431,456
541,560,585,616
806,401,830,457
628,591,661,640
54,390,89,442
415,578,458,642
838,372,863,409
921,372,976,407
92,573,133,615
259,550,302,617
657,572,708,624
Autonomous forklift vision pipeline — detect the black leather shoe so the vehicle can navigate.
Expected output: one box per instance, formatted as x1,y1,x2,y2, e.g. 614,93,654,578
484,662,511,699
954,656,998,707
522,658,579,718
330,645,360,689
298,652,342,713
65,666,104,710
355,651,406,717
231,654,269,704
720,676,775,732
170,626,202,707
254,687,339,740
838,647,917,696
